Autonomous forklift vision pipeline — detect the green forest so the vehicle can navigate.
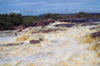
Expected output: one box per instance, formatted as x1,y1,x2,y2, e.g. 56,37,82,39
0,12,100,30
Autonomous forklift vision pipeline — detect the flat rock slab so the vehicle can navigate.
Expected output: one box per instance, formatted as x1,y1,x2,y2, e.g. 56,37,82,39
91,31,100,38
55,24,75,27
32,28,66,33
30,40,40,44
0,42,23,47
82,23,99,26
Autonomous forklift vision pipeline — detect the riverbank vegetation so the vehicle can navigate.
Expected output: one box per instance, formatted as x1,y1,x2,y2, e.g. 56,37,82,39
0,12,100,30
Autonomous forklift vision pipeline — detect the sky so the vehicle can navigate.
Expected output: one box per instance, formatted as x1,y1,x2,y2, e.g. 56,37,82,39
0,0,100,15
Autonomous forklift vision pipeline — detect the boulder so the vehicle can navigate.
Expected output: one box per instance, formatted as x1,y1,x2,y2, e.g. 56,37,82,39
55,24,75,27
39,38,43,41
13,25,28,30
30,20,55,27
30,40,40,44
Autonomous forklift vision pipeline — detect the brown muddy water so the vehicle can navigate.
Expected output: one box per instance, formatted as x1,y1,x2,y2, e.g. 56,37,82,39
0,21,100,66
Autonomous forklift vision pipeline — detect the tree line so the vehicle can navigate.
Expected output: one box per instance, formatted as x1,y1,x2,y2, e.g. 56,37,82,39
0,12,100,30
0,13,23,30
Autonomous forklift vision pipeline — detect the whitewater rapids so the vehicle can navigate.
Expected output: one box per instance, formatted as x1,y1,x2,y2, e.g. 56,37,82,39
0,21,100,66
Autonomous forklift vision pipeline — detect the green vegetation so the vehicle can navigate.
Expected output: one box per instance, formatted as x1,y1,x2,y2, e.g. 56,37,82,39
75,12,91,18
0,13,23,30
0,12,100,30
23,16,43,26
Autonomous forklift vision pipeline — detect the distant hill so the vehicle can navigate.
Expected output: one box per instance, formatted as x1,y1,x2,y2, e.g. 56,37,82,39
23,13,100,17
90,13,100,15
39,13,75,17
39,13,100,17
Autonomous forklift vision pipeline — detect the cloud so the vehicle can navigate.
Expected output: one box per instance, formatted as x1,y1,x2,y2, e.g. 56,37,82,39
0,0,100,15
27,9,40,12
7,10,21,13
11,10,21,13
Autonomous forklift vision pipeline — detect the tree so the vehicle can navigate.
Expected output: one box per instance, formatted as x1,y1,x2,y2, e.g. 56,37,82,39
0,13,24,30
75,12,91,18
23,17,35,25
44,13,52,19
51,13,63,20
9,13,16,17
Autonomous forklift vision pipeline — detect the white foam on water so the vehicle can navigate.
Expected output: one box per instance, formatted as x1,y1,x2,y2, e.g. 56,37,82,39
0,36,17,44
0,22,100,66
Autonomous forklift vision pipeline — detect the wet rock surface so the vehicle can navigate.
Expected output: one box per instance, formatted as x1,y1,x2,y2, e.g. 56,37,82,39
30,40,40,44
39,38,43,41
0,42,23,47
32,28,66,33
58,17,100,23
81,22,99,26
30,20,55,27
90,26,100,30
55,24,75,27
0,30,18,37
91,31,100,38
12,25,28,30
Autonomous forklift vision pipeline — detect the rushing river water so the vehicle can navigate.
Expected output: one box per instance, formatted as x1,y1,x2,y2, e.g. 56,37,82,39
0,21,100,66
